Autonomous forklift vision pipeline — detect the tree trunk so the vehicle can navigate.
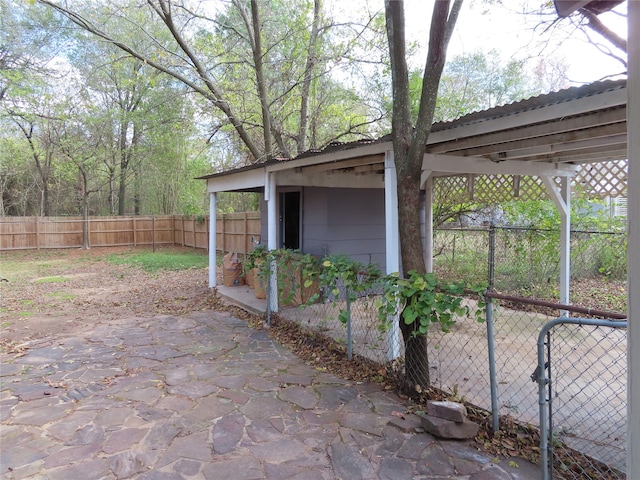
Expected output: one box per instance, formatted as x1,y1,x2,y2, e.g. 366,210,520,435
108,170,117,215
385,0,462,390
117,119,129,215
134,164,141,215
297,0,322,154
80,166,90,249
400,318,430,388
246,0,272,160
118,162,127,215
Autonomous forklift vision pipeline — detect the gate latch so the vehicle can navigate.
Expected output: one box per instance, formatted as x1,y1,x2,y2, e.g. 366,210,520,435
530,362,549,383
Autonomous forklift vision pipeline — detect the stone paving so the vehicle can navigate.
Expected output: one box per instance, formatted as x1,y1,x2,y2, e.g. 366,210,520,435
0,309,540,479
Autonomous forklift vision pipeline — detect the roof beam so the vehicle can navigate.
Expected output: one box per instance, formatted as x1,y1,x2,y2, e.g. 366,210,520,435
298,154,384,174
487,133,627,162
278,169,384,189
422,153,578,177
525,144,628,163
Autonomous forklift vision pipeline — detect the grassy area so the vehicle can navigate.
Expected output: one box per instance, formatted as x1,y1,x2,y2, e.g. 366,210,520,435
34,276,68,284
107,250,209,273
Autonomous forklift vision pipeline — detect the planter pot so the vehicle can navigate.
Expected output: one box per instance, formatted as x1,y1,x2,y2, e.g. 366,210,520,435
245,268,256,289
254,273,266,299
301,276,321,304
279,265,320,306
279,264,303,306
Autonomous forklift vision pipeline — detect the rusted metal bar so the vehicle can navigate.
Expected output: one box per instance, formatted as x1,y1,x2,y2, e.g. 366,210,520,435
485,290,627,320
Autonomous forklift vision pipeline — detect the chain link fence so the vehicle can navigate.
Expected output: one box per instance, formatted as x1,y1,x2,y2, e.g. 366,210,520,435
536,318,627,480
260,225,627,477
433,226,627,300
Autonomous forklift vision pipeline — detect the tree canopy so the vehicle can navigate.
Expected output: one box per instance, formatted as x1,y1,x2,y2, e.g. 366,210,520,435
0,0,626,218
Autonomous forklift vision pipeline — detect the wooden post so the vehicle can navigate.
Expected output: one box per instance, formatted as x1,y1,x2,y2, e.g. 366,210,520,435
133,218,137,247
192,216,196,249
35,216,40,250
209,193,217,288
244,211,248,254
181,216,185,247
152,216,156,252
221,214,226,254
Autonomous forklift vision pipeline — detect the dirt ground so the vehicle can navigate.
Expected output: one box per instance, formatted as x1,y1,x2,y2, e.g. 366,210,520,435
0,246,627,351
0,246,221,349
1,246,628,471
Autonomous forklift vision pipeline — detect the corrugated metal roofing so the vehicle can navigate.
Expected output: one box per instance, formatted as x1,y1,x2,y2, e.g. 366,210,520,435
198,78,627,180
431,78,626,131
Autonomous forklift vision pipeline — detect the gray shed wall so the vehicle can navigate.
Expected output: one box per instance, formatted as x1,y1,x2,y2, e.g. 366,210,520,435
260,187,387,271
258,186,426,274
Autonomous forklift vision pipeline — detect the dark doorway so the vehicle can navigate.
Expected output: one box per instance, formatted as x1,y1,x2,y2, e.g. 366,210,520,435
280,191,300,250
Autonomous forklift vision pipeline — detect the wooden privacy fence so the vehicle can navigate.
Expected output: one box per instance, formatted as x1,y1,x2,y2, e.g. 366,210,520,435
0,213,261,254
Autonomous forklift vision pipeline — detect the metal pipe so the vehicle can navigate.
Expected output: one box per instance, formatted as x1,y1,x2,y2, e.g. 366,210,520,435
485,297,500,434
486,224,500,433
486,291,626,320
346,291,352,361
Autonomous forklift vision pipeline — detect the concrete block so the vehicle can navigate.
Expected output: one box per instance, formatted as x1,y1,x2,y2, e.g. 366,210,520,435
427,400,467,423
420,414,479,440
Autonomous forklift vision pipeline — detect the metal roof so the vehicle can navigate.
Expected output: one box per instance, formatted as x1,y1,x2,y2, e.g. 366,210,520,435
199,79,627,181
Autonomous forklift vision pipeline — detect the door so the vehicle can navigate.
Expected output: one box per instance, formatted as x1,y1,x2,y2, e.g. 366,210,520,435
279,191,301,250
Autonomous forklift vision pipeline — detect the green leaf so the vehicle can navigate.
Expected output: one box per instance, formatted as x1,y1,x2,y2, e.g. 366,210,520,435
403,306,419,324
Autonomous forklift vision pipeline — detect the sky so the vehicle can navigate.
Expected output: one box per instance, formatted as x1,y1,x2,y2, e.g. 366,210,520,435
402,0,628,86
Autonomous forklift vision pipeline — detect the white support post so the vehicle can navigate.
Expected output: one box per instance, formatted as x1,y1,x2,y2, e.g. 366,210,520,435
559,177,570,307
208,192,217,288
424,173,434,273
628,1,639,476
266,171,278,313
384,151,401,361
541,175,570,307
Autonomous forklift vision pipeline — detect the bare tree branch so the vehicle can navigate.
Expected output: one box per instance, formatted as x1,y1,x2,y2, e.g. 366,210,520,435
579,7,627,53
37,0,263,161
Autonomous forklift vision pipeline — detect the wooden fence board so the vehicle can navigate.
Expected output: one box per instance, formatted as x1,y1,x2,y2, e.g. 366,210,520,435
0,214,261,253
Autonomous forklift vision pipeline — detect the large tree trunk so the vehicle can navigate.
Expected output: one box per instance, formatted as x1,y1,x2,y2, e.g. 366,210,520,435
117,119,129,216
400,319,431,388
385,0,462,389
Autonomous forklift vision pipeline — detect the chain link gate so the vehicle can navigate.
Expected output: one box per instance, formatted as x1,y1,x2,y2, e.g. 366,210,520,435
534,317,628,480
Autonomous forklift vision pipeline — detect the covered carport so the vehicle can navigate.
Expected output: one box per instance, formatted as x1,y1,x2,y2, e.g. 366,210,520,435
202,79,627,314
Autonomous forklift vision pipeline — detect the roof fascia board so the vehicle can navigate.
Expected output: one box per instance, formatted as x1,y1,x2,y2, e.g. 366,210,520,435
422,153,579,178
206,167,266,193
428,87,627,145
428,107,626,154
264,141,392,173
